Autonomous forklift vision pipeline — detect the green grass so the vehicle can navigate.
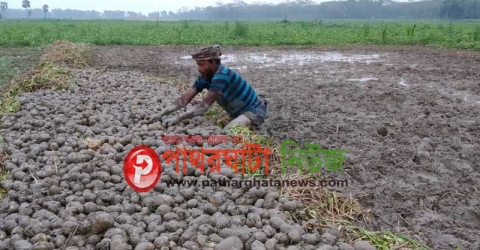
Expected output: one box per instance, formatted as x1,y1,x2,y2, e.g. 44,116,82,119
356,228,431,250
0,47,42,86
0,134,8,201
0,47,42,113
202,103,230,128
226,124,279,178
0,43,80,114
0,19,480,50
0,61,76,113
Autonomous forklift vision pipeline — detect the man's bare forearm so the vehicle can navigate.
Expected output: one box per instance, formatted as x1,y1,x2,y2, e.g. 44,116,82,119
177,102,210,121
169,89,198,110
173,96,188,108
163,94,191,115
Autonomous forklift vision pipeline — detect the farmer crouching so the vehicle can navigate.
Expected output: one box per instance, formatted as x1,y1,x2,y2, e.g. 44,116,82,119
153,45,267,131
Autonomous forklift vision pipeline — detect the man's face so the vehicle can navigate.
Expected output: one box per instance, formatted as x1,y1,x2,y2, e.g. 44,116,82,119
196,60,216,79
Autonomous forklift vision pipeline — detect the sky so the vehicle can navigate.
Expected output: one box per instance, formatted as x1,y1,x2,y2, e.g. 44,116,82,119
7,0,327,15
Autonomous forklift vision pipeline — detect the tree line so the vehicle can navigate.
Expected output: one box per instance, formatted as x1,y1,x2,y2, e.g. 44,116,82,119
0,0,479,20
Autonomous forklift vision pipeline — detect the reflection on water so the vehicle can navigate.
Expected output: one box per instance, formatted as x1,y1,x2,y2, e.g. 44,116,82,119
347,77,378,83
179,52,382,67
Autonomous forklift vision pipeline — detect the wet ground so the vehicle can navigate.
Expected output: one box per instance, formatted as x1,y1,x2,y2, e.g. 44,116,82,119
92,44,480,249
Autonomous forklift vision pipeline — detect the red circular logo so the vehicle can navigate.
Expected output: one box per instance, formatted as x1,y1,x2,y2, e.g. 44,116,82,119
123,145,162,192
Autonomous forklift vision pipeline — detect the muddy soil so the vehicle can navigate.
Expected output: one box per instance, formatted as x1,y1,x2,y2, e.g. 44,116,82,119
93,45,480,249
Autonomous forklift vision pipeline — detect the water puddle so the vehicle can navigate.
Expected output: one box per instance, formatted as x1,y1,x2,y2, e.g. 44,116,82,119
277,52,381,64
347,77,378,83
399,78,409,87
230,65,248,71
179,52,382,67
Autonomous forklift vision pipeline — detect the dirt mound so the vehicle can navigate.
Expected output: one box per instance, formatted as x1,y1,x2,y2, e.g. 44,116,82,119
39,40,92,68
8,62,74,94
0,41,89,113
0,61,76,113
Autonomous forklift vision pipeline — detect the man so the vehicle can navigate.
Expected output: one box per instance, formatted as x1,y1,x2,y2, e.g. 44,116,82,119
156,45,267,131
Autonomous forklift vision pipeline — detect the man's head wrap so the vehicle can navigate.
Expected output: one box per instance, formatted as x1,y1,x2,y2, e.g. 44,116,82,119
191,45,222,61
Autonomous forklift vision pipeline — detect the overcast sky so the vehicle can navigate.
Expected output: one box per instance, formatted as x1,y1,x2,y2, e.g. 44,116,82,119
7,0,327,14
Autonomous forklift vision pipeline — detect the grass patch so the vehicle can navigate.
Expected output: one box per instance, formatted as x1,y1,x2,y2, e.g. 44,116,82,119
226,124,276,147
0,61,76,113
1,20,480,50
202,103,230,128
8,61,75,94
353,229,431,250
0,40,88,113
0,188,6,201
203,103,224,118
0,147,9,201
0,98,20,113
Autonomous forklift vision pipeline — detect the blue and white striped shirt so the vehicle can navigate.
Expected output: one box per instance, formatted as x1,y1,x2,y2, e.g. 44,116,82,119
193,65,258,117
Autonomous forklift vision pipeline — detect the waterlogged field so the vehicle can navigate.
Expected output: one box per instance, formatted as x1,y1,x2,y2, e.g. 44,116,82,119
0,19,480,49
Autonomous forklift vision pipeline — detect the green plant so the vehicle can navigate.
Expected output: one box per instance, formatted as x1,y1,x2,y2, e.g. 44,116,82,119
0,20,478,50
226,124,280,178
0,98,20,113
363,24,370,39
233,20,248,38
356,229,431,250
382,26,388,43
407,24,417,39
473,26,480,42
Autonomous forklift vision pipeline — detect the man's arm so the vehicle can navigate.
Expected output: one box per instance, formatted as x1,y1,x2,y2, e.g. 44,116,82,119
151,88,199,123
177,91,220,121
171,88,199,111
161,91,220,127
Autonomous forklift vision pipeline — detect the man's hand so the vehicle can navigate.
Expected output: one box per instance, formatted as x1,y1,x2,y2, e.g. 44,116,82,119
159,104,177,118
149,105,176,123
162,116,180,128
149,88,200,124
176,91,220,121
159,91,220,128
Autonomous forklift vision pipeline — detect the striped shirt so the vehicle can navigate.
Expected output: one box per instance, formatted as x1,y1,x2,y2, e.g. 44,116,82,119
193,65,258,117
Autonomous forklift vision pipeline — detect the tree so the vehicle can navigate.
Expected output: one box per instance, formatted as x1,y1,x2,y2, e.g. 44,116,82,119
0,1,8,19
440,0,465,18
42,4,48,18
22,0,30,17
